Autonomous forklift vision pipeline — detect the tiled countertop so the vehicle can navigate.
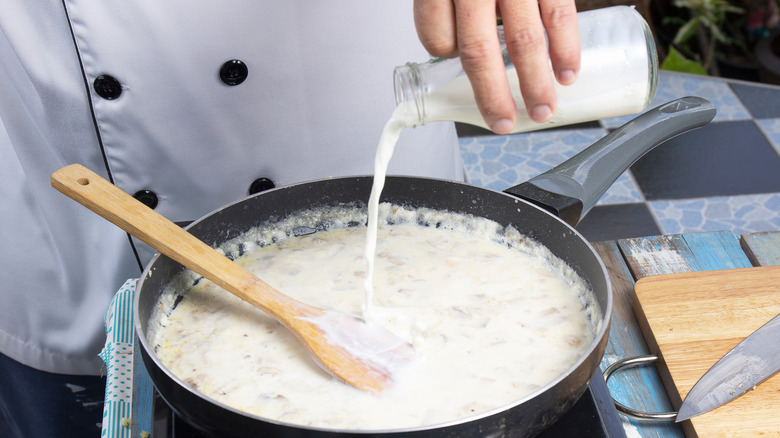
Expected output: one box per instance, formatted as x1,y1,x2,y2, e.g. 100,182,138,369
457,71,780,242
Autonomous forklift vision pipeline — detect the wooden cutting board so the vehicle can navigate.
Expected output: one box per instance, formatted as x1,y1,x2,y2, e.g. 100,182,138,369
633,265,780,437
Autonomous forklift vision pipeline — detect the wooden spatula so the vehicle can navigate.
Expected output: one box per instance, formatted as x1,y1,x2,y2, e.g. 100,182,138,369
51,164,413,393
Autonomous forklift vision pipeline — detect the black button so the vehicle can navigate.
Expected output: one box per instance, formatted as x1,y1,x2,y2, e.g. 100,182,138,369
219,59,248,86
248,178,275,195
93,75,122,100
133,190,158,209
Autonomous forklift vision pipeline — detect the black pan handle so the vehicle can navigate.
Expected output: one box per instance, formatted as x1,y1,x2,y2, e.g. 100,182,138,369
504,96,716,227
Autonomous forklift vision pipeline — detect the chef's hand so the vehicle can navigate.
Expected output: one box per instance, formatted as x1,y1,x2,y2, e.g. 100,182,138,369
414,0,580,134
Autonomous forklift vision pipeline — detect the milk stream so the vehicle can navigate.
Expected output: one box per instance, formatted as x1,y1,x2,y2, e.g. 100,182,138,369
363,105,408,317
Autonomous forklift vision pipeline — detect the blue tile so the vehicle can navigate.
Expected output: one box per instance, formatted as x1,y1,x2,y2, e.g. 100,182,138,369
498,153,524,167
650,194,780,235
457,70,780,240
461,127,644,203
631,120,780,199
730,82,780,118
461,151,479,166
601,73,751,128
575,203,661,241
756,118,780,155
479,145,503,160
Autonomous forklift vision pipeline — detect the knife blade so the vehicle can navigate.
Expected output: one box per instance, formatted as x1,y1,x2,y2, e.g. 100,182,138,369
676,312,780,422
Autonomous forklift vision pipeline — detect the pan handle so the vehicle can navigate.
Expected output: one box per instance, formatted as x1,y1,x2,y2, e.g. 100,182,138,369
504,96,716,227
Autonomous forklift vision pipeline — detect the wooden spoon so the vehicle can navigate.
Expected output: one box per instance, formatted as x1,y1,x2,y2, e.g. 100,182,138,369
51,164,412,393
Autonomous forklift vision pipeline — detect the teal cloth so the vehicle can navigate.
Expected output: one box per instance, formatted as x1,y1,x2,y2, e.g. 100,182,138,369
99,279,137,438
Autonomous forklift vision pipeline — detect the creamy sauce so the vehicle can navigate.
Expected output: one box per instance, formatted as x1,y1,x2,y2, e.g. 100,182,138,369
148,205,601,430
148,69,605,430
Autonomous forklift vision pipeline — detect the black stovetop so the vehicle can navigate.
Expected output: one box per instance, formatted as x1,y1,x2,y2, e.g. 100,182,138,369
152,371,626,438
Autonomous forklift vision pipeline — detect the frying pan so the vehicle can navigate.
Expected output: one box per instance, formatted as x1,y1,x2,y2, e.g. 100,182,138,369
135,96,716,437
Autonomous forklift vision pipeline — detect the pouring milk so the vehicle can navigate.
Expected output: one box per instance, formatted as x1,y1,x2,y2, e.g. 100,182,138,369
363,5,657,315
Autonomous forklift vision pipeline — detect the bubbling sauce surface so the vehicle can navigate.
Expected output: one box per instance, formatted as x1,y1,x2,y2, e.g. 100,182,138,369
148,204,601,430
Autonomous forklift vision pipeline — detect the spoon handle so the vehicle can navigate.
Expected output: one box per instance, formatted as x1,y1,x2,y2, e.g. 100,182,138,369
51,164,306,321
53,164,406,393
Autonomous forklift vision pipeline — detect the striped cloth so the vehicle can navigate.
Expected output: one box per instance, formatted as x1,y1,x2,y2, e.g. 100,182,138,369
99,279,138,438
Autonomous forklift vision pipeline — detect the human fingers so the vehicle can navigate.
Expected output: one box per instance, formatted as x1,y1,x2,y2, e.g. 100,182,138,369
540,0,580,85
414,0,458,58
498,0,558,123
453,0,517,134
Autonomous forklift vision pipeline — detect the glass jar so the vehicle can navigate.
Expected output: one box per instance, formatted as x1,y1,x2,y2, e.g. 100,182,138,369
393,6,658,133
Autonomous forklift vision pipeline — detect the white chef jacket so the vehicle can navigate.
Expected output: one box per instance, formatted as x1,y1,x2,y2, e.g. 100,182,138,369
0,0,464,375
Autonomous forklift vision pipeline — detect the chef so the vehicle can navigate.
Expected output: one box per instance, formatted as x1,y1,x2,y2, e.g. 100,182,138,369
0,1,578,436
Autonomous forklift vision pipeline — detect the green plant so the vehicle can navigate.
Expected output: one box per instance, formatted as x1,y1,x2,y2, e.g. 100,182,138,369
662,46,709,74
661,0,751,75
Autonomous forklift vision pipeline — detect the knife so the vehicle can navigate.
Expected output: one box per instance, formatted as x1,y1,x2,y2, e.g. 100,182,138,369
676,312,780,422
